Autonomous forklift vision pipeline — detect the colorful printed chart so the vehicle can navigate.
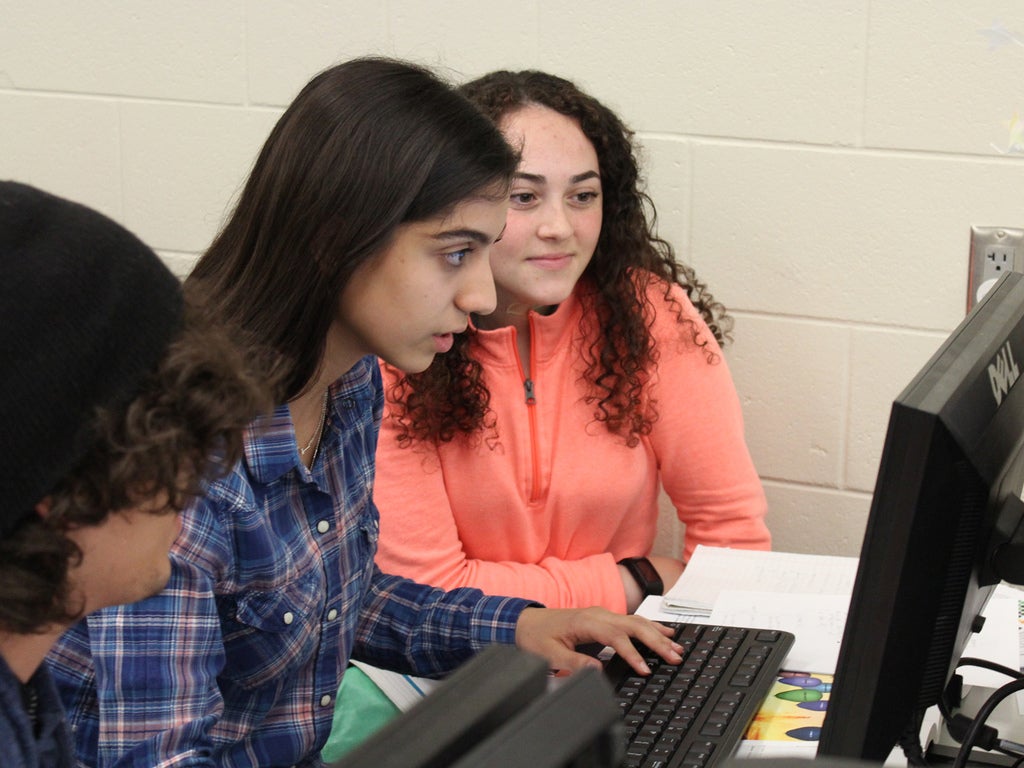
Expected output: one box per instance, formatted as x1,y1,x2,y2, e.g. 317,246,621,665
743,672,833,743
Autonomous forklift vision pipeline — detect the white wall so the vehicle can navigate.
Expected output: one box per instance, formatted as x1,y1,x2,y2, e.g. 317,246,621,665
3,1,1024,557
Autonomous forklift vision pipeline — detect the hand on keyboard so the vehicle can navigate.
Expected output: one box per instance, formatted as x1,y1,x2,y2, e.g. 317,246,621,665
514,606,685,676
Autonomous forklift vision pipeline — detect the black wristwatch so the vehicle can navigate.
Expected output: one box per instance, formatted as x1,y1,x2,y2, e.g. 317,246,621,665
618,556,664,598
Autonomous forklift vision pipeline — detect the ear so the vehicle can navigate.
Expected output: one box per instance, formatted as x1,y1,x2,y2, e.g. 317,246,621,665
33,497,53,520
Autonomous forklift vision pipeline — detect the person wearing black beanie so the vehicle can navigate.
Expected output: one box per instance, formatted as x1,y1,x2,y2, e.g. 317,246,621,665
0,181,273,768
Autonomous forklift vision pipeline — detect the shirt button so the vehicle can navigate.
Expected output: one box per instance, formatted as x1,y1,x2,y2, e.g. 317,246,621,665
320,694,333,707
327,608,338,621
282,611,294,625
316,519,330,534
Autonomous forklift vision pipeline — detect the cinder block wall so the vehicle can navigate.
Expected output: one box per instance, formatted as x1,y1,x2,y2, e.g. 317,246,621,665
4,2,1023,557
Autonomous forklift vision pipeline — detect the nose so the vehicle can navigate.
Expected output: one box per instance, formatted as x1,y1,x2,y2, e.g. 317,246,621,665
536,200,573,241
456,250,497,316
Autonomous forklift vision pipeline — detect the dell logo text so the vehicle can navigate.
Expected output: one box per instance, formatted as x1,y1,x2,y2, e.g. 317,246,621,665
989,340,1021,406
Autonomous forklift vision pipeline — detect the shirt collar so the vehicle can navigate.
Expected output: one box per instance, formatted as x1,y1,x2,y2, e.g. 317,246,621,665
242,356,377,485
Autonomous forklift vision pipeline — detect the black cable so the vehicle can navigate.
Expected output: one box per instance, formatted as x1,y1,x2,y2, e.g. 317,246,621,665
945,713,1024,757
938,659,1024,759
947,714,998,749
958,657,1024,681
952,677,1024,768
898,707,929,766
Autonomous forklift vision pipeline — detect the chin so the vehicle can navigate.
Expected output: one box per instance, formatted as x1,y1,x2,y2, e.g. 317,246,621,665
522,286,575,307
385,353,434,375
401,359,435,374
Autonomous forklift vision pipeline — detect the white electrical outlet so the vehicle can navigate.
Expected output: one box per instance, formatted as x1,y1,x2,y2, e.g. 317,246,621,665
968,226,1024,311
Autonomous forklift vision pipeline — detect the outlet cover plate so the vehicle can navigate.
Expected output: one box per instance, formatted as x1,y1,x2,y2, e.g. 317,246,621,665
968,226,1024,311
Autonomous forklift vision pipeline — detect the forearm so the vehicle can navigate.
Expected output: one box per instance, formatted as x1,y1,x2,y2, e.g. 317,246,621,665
444,553,630,612
353,569,538,677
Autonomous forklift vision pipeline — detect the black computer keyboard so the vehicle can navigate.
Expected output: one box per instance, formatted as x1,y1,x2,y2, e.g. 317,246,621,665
604,622,795,768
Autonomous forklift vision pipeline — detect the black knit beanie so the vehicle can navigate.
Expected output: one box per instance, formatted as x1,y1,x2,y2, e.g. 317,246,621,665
0,181,184,537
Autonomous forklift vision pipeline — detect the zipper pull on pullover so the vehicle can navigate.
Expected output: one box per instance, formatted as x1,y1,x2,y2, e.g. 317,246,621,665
524,378,537,405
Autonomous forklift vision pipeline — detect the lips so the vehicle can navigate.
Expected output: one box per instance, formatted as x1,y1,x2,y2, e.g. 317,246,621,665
528,253,573,270
433,333,455,354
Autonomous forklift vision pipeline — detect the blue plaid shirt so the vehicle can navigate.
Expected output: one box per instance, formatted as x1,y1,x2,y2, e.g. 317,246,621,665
47,356,534,767
0,654,74,768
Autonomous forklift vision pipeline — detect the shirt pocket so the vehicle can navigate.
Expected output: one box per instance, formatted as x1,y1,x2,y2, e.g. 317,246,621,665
219,567,325,691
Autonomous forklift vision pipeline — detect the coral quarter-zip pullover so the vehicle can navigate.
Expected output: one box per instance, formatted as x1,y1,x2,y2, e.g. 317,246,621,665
374,277,770,613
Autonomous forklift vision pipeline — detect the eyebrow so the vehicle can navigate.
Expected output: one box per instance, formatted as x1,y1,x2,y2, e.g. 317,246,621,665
433,226,505,245
514,170,600,185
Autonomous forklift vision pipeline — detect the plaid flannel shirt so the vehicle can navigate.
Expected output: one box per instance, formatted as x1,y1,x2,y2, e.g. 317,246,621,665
48,356,533,767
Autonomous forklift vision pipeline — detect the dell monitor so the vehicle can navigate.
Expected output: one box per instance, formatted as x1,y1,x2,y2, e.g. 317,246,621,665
818,271,1024,763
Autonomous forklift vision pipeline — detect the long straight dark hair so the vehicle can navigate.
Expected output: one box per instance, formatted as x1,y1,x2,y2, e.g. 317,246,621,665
187,57,518,401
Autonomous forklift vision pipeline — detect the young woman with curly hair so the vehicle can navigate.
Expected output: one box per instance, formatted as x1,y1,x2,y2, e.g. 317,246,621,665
0,181,271,768
374,70,771,615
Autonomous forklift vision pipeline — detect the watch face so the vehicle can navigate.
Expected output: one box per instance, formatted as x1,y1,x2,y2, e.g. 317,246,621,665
632,558,660,584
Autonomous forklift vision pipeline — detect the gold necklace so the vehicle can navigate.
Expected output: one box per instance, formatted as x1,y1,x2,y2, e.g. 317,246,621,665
300,389,329,457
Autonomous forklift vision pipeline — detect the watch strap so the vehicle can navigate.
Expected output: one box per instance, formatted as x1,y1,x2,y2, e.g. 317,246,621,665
617,556,664,598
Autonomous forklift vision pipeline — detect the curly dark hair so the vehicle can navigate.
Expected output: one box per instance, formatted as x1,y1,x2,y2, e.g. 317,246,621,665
390,69,732,448
0,286,277,634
